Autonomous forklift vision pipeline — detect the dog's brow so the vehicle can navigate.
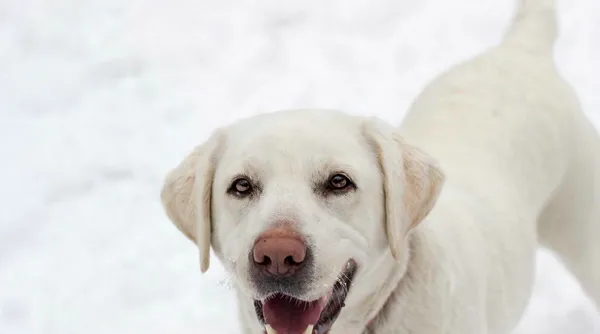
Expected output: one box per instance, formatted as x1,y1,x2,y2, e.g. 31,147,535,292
224,158,262,183
311,160,358,182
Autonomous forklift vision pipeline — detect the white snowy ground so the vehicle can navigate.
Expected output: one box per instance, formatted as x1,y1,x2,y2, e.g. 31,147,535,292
0,0,599,333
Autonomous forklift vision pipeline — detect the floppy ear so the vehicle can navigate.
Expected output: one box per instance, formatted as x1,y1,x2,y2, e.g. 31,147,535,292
362,118,445,260
160,131,224,273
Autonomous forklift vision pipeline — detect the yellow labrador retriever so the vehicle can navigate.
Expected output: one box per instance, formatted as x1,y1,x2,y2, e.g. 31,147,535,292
161,0,600,333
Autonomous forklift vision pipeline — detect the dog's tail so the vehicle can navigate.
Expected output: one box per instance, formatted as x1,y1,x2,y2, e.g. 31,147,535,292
501,0,557,54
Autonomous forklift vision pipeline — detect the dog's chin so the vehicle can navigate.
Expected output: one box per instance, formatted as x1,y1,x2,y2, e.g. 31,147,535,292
252,259,357,334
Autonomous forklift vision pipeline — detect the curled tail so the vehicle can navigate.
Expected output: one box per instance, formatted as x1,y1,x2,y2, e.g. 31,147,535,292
502,0,557,54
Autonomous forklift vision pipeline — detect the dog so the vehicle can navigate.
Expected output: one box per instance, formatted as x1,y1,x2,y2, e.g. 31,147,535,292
160,0,600,333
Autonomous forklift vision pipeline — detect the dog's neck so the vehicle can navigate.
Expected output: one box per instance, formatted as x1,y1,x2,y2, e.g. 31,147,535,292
332,232,420,334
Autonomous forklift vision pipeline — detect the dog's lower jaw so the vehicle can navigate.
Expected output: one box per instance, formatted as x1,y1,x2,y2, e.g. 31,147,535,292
237,295,265,334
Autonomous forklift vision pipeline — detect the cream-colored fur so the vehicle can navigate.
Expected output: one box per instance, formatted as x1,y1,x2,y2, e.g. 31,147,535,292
160,0,600,333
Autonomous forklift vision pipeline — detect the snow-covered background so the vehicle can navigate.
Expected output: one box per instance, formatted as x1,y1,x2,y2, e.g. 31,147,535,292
1,0,599,333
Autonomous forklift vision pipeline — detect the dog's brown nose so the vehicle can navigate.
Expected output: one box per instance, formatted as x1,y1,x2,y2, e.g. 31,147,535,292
252,229,307,276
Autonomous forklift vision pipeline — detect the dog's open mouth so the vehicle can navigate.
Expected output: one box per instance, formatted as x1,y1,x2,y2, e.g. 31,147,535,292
253,259,357,334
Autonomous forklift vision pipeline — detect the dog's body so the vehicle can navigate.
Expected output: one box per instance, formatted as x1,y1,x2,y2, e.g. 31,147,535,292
161,0,600,333
367,1,600,332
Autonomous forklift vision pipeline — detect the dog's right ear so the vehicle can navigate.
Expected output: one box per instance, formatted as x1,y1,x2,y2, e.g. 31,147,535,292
362,118,444,261
160,130,224,273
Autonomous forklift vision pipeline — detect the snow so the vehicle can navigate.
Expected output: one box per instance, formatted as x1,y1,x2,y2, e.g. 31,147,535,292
0,0,599,333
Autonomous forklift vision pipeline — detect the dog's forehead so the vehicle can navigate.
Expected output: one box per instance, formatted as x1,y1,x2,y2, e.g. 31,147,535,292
227,110,366,156
218,110,374,174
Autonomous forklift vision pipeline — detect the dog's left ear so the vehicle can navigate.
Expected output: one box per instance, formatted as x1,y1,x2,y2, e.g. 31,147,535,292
362,118,445,260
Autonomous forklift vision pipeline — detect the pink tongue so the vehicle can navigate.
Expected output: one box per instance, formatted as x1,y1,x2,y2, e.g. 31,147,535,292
262,294,325,334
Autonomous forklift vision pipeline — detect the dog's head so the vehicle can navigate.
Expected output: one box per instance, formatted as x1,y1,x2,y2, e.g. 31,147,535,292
161,109,444,334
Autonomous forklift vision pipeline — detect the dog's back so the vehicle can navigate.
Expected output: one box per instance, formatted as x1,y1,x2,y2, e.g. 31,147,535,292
400,0,575,211
397,0,600,329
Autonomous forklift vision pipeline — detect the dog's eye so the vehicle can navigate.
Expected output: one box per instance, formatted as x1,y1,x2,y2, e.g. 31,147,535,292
328,174,354,192
228,177,253,197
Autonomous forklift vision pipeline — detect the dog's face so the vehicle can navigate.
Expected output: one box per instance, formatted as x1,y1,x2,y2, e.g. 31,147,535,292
161,109,444,334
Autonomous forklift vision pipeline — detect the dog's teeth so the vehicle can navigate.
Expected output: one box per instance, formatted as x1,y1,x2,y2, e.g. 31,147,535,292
303,325,314,334
265,324,277,334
